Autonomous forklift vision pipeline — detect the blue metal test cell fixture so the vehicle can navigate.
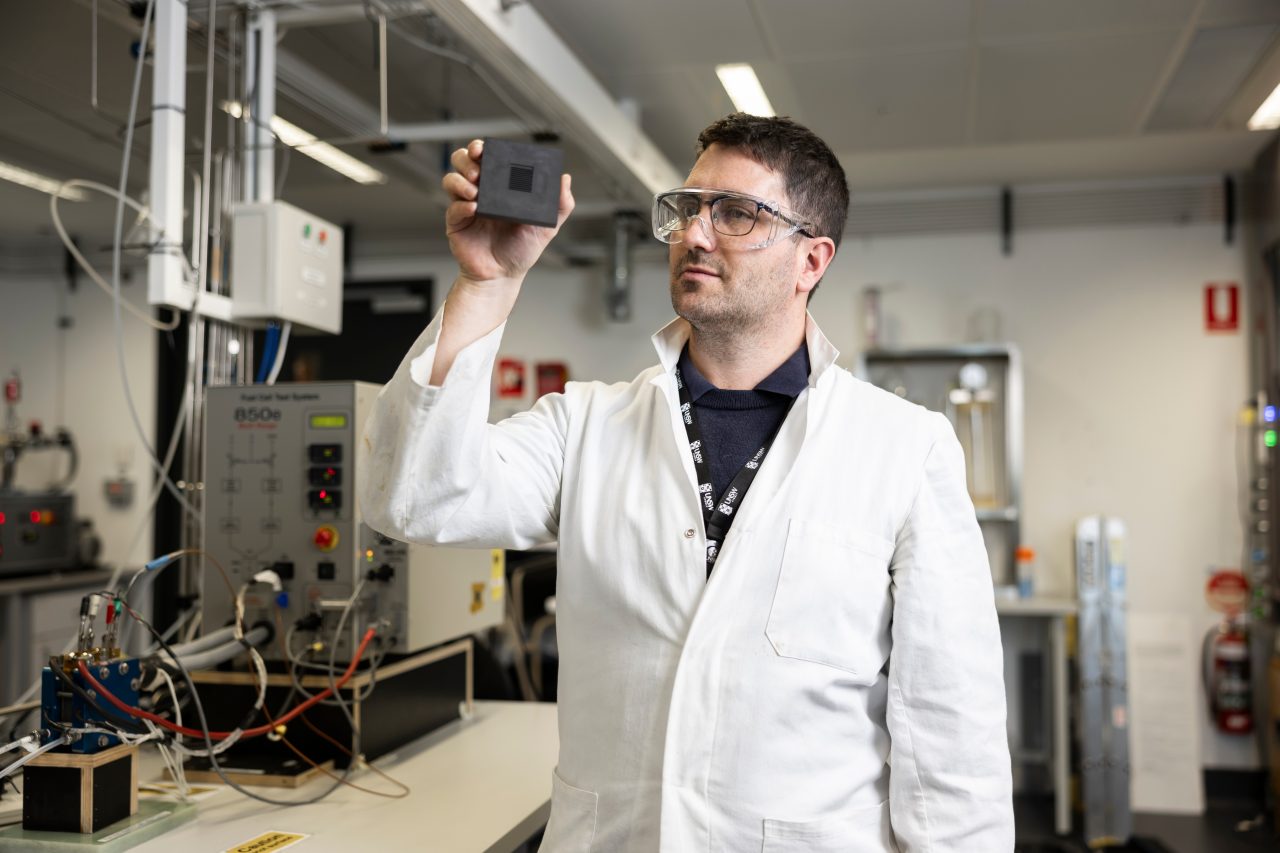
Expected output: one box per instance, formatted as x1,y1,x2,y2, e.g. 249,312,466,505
41,659,141,754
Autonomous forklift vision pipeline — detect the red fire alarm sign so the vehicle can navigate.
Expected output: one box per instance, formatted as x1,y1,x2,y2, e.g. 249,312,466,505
1205,283,1239,333
497,358,526,399
536,362,568,398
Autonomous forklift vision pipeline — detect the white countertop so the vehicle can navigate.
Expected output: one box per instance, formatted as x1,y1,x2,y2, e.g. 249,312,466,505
131,700,559,853
994,595,1078,617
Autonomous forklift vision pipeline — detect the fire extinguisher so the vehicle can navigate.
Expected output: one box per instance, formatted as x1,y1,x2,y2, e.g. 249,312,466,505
1204,617,1254,734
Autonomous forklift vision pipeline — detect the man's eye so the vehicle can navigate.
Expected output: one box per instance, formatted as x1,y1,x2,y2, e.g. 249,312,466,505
674,198,701,217
719,203,754,222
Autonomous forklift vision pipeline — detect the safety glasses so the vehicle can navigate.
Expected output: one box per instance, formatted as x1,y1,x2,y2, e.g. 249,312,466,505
652,187,816,250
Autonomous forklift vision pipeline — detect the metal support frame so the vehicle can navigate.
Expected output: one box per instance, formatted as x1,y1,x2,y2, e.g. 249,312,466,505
607,212,638,322
388,117,528,142
423,0,680,205
277,0,681,207
1001,186,1013,256
1224,173,1236,246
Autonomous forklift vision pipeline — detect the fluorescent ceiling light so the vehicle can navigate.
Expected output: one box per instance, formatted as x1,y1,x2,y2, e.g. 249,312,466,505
222,101,387,185
1249,81,1280,130
715,64,775,117
0,161,86,200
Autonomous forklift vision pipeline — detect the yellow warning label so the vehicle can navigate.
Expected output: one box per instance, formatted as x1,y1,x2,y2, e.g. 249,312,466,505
490,549,506,601
224,831,309,853
471,582,485,613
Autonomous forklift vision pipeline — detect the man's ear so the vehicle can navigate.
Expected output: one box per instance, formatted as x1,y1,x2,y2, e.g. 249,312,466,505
796,237,836,298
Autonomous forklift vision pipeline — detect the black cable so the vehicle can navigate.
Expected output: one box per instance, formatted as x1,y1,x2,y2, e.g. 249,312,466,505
125,597,359,806
287,629,387,705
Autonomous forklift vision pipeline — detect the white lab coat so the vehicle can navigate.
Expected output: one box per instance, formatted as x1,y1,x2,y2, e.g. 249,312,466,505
357,307,1013,852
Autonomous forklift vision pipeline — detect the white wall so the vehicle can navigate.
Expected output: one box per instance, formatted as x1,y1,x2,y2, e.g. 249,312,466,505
356,219,1254,785
823,224,1253,777
0,271,157,571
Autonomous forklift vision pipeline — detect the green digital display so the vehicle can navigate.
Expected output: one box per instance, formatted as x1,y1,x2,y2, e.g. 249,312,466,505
310,414,347,429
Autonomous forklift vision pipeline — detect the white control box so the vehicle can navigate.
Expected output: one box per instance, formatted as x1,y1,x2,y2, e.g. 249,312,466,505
230,200,344,334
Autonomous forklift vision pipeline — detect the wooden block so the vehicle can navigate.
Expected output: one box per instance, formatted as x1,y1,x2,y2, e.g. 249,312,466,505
177,758,335,789
23,744,138,834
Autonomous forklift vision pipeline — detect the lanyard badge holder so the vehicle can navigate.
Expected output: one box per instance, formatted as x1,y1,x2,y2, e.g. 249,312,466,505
674,367,794,575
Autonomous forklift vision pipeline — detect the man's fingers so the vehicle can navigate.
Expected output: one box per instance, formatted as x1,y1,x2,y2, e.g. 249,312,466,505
442,171,478,202
448,140,484,180
555,173,575,228
445,199,478,234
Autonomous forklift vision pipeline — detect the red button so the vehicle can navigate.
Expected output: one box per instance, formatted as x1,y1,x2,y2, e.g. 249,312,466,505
313,526,339,551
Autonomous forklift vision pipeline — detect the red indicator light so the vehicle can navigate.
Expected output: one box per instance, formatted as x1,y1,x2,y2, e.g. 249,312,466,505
0,512,6,524
318,490,328,500
29,510,40,524
319,230,327,245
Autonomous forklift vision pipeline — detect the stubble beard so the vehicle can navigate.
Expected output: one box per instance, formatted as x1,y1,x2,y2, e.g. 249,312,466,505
670,249,791,343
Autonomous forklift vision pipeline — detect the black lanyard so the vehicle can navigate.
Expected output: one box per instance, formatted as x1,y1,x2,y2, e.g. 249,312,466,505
674,366,795,574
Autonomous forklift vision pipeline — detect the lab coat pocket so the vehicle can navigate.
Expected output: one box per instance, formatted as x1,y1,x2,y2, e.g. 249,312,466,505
765,518,895,684
539,767,599,853
762,799,896,853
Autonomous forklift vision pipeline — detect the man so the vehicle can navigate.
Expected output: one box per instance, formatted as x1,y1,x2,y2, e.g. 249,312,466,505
358,114,1013,851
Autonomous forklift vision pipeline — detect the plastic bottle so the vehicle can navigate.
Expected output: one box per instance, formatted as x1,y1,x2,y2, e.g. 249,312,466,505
1015,546,1036,599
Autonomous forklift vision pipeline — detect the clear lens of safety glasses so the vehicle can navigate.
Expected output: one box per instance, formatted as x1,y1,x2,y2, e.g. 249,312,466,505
651,188,814,250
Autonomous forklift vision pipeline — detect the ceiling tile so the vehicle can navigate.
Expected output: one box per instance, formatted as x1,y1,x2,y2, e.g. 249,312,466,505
1202,0,1280,27
979,0,1198,41
750,0,970,58
976,31,1181,143
529,0,768,89
786,50,971,151
1146,24,1279,130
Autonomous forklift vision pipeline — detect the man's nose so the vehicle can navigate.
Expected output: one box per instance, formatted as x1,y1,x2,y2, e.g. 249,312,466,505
683,212,717,251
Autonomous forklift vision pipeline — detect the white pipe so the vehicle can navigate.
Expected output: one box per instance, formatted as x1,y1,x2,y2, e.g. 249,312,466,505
175,626,269,671
167,624,237,657
0,734,71,782
147,0,190,310
265,321,291,385
244,9,276,203
388,117,527,142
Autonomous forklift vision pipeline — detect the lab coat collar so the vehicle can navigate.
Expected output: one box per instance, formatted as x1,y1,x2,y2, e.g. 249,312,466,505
649,312,840,390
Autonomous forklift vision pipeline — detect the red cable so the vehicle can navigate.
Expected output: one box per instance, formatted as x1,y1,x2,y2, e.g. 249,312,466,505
76,627,377,741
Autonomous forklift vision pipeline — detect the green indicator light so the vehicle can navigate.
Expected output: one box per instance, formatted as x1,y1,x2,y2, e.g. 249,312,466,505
303,224,311,238
1266,430,1277,448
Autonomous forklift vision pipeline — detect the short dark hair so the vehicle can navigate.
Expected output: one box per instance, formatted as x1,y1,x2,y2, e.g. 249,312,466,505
696,113,849,252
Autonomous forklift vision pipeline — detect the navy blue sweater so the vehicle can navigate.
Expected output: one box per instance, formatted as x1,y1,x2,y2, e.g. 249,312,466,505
676,342,810,501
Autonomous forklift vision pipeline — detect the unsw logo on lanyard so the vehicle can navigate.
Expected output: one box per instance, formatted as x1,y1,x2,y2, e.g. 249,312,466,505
674,366,794,575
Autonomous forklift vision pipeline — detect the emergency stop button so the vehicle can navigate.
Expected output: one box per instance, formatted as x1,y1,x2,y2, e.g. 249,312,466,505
313,525,339,552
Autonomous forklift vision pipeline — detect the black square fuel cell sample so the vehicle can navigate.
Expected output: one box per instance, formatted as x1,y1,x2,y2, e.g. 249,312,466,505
474,138,564,228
